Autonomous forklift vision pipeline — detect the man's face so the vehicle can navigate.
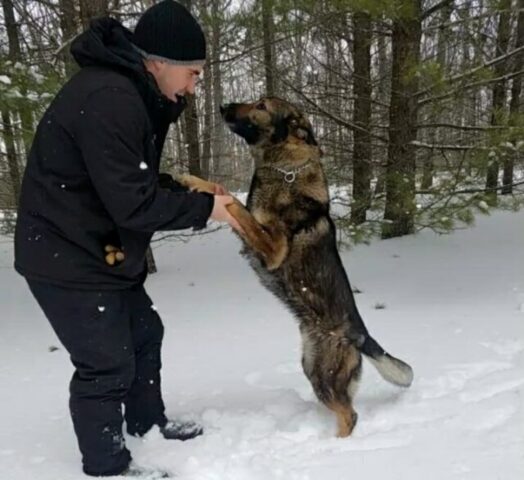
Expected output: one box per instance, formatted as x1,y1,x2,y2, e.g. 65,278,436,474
145,60,202,101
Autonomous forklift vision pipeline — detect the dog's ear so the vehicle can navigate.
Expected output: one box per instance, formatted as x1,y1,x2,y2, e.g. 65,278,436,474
290,116,318,146
295,125,318,146
271,114,318,146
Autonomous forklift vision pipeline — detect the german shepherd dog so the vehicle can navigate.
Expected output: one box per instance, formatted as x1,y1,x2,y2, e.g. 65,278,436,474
176,97,413,437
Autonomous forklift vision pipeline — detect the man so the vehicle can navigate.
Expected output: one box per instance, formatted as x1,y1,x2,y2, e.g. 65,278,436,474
14,1,238,477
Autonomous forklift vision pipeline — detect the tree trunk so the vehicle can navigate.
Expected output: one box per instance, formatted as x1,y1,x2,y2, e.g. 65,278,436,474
465,0,486,176
485,0,511,203
178,0,201,177
350,11,372,225
111,0,122,22
1,110,21,204
382,0,422,239
324,8,339,168
1,0,23,205
3,0,35,165
373,16,390,196
145,245,157,274
2,0,20,58
79,0,109,30
199,0,212,180
502,0,524,195
421,0,453,189
2,0,34,167
58,0,78,78
210,0,225,181
183,95,202,177
201,66,212,180
262,0,276,96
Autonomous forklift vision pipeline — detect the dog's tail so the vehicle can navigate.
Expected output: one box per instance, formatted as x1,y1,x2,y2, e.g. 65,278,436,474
357,334,414,388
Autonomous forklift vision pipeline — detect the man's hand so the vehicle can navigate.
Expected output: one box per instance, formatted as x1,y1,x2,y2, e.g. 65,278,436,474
212,183,228,195
211,195,243,233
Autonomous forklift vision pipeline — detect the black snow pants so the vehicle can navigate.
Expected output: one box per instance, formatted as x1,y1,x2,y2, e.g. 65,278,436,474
27,279,168,476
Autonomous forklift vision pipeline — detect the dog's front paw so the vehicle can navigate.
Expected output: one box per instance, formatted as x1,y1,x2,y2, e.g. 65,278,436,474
176,174,217,195
265,257,281,271
264,238,289,271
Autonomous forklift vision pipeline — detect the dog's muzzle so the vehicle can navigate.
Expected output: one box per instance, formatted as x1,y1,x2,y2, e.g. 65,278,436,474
220,103,261,145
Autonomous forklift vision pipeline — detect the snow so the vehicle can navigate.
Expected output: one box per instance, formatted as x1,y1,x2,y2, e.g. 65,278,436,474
140,162,148,170
478,200,489,211
5,88,23,98
0,209,523,479
0,75,11,85
27,92,40,102
28,67,45,85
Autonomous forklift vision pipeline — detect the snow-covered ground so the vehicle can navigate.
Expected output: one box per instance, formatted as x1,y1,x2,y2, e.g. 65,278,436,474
0,210,523,480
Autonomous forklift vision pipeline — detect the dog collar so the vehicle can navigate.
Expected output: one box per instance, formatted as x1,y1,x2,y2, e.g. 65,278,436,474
270,160,312,184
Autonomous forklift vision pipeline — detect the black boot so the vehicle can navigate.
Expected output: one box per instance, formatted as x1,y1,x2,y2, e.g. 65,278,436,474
160,419,203,441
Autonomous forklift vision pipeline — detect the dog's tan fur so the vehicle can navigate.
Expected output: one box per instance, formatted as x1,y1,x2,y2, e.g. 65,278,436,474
217,97,413,437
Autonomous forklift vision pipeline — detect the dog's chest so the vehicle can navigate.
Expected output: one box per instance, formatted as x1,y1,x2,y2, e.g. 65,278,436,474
240,246,287,303
246,175,291,213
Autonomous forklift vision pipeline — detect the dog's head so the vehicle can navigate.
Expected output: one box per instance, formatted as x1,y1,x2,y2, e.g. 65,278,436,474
220,97,317,148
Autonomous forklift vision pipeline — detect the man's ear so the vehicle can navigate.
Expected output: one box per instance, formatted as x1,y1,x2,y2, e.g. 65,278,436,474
144,58,165,75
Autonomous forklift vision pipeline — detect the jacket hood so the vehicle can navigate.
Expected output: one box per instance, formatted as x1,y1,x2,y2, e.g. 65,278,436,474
70,17,186,140
71,17,145,76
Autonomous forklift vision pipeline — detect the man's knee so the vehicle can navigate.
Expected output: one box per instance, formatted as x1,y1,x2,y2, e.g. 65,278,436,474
70,354,136,399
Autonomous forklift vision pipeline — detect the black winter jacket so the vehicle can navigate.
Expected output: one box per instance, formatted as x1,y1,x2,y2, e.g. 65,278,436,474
14,18,214,289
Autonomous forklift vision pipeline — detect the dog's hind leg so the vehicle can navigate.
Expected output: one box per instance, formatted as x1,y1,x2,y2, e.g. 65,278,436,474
301,331,362,437
330,349,361,437
312,377,359,438
330,399,357,438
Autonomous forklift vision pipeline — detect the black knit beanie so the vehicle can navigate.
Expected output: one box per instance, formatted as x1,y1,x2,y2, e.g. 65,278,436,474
132,0,206,66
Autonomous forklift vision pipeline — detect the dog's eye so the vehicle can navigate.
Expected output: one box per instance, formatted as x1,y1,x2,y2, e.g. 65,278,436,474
256,103,266,111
